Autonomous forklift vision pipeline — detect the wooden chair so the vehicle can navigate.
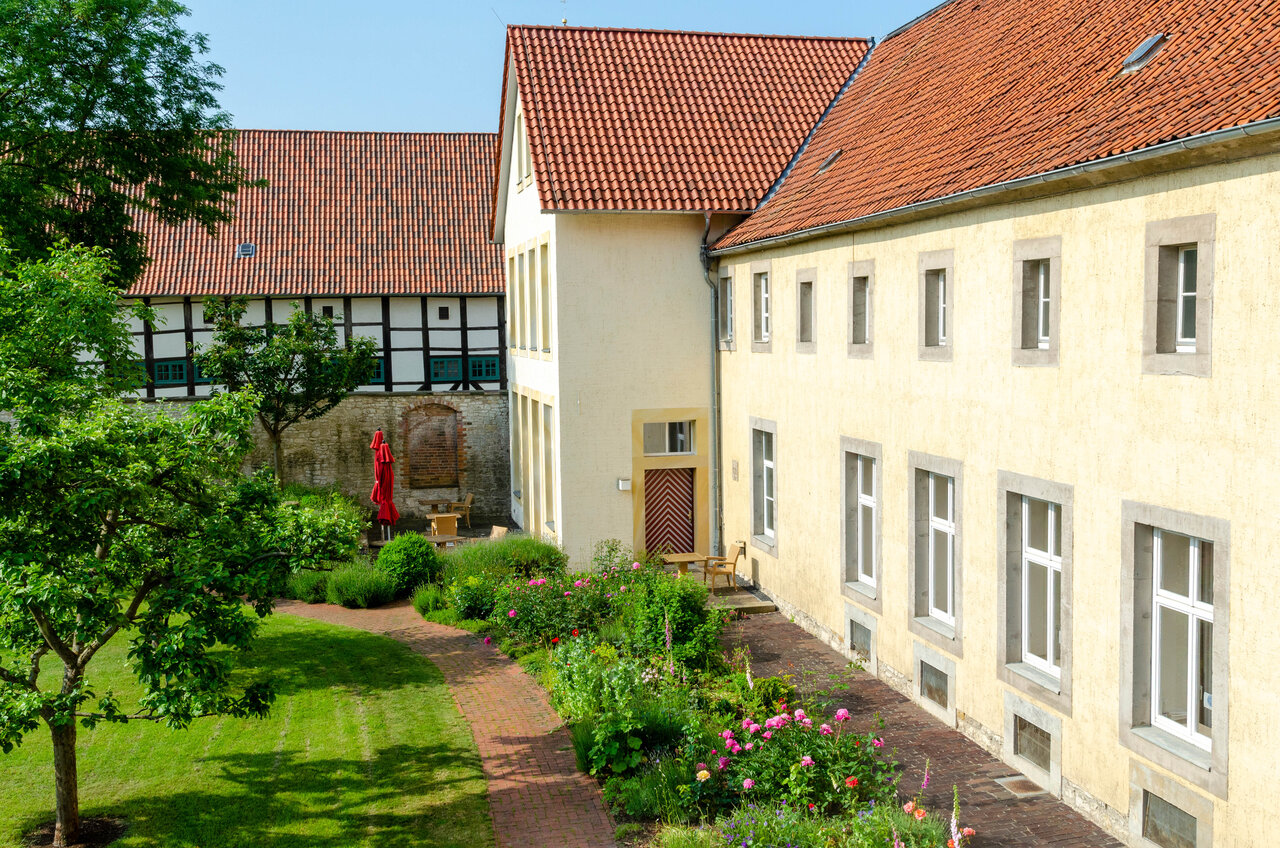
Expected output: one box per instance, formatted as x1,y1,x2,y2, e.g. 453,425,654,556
703,542,745,592
429,512,460,536
489,525,508,540
449,493,475,528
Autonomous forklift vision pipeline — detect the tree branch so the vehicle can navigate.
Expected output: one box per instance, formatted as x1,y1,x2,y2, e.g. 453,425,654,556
0,663,35,691
76,578,162,672
27,605,77,667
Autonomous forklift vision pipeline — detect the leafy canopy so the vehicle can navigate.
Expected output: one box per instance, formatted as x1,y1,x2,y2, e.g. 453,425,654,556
0,0,255,286
0,242,362,763
195,297,379,473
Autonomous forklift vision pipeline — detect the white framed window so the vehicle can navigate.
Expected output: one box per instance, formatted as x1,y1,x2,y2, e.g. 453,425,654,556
1151,529,1213,750
1175,246,1198,353
1020,496,1062,677
846,453,876,588
717,272,734,346
753,272,771,344
752,426,776,545
927,472,955,626
643,421,694,456
1035,260,1051,349
925,269,947,347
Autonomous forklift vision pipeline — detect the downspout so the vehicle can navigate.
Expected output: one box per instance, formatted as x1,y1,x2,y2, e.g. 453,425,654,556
700,212,724,557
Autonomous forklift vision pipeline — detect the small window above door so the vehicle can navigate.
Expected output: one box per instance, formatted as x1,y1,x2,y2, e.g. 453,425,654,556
643,421,694,455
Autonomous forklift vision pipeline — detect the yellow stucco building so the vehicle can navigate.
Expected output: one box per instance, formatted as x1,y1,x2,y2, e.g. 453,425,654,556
494,3,1280,845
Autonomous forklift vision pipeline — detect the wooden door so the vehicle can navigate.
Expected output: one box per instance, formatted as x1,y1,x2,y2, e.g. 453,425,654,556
644,467,695,554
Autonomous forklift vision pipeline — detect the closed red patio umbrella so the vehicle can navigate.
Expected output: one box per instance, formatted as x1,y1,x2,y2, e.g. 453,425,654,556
369,429,400,535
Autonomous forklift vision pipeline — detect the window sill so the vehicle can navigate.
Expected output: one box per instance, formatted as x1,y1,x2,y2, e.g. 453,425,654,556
751,533,777,556
1130,725,1211,772
750,339,772,354
1006,662,1061,695
847,342,873,360
718,339,736,352
997,660,1072,716
842,580,882,613
909,614,960,657
918,344,953,362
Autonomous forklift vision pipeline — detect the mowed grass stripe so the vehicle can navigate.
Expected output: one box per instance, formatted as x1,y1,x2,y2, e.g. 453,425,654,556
0,613,492,848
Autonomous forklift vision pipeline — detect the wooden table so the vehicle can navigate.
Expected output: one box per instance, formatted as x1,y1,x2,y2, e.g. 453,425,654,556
423,533,464,550
421,499,455,513
664,552,710,577
428,512,460,536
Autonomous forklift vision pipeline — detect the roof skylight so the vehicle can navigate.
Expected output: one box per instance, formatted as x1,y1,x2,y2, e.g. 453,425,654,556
236,242,256,259
1122,34,1166,73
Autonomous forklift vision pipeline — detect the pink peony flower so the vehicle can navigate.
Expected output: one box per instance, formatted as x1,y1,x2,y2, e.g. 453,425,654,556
744,742,754,751
564,591,571,596
741,718,753,730
763,731,772,740
873,737,885,748
819,724,833,735
631,562,641,570
794,709,806,720
903,802,915,814
508,609,517,618
573,579,583,587
834,708,851,722
800,756,815,767
801,718,813,728
483,636,492,645
696,762,706,770
749,723,760,734
742,778,755,790
718,756,730,770
721,730,734,740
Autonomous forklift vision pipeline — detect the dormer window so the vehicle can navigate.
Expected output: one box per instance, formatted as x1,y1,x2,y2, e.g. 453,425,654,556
1121,34,1166,73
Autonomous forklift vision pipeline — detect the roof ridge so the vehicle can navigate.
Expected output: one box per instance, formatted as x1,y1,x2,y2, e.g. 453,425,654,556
229,129,498,138
882,0,963,41
508,23,871,43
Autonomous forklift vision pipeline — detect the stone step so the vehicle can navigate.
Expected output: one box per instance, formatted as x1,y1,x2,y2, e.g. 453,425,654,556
709,591,777,615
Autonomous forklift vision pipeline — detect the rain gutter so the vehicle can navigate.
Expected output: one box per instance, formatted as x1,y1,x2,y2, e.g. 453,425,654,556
710,115,1280,257
699,212,724,557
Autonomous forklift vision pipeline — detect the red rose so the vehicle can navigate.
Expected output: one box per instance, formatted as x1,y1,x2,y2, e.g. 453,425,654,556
551,637,559,643
572,629,579,636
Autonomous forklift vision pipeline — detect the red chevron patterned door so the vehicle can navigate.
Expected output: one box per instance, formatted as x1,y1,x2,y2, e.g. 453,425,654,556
644,467,695,554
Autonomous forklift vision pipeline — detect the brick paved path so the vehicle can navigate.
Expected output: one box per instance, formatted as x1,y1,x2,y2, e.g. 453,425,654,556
277,599,617,848
726,613,1124,848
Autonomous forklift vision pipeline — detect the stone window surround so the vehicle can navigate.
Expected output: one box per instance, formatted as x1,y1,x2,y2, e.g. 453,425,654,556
907,451,963,656
1003,689,1064,797
1142,214,1215,377
840,435,883,613
751,259,773,353
717,269,736,351
1011,236,1062,367
913,639,957,726
845,602,879,676
795,267,817,354
749,415,778,556
918,249,955,361
1119,500,1230,799
848,259,874,359
996,471,1074,716
1128,760,1215,848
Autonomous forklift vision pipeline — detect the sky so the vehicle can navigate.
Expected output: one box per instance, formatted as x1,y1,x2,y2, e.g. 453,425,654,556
182,0,941,133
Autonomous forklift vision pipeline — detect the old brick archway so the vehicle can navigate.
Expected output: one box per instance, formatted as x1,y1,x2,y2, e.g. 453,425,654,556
403,402,461,488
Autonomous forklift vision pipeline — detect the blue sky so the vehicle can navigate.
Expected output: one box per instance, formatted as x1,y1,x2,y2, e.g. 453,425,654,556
182,0,940,132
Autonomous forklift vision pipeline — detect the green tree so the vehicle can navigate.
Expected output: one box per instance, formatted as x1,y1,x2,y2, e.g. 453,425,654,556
196,297,380,479
0,244,363,847
0,0,254,287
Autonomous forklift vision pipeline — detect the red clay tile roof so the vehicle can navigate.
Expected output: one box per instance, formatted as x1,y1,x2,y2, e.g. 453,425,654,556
503,26,871,213
718,0,1280,249
129,131,504,297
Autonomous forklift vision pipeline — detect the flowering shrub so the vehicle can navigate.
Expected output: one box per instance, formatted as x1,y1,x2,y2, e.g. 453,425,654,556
714,707,898,813
617,564,723,669
490,572,616,644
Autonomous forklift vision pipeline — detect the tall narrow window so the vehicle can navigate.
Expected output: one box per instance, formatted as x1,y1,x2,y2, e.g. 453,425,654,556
753,272,771,344
525,248,536,352
507,255,517,347
1176,246,1197,353
514,253,526,349
539,243,551,351
752,427,776,543
1036,260,1051,349
542,405,556,531
925,269,948,347
845,453,876,588
797,279,814,345
1152,529,1213,749
850,275,869,345
1021,497,1063,676
718,272,734,345
927,472,955,626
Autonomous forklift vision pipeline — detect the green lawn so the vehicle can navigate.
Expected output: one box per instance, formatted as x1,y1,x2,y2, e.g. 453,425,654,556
1,614,492,847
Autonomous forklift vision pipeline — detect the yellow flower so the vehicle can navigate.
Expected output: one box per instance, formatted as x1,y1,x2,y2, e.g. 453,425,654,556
696,769,711,782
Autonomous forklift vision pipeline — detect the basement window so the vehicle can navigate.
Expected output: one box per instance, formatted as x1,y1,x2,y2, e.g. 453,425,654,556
1122,34,1166,73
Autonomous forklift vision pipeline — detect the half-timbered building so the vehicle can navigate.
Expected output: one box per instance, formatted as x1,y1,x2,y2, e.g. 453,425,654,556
127,130,510,515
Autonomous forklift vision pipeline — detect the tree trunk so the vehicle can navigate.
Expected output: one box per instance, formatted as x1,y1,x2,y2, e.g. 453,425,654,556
271,431,283,482
50,721,79,847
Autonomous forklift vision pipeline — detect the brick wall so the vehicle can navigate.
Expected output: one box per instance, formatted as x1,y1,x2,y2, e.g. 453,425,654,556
248,391,509,521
